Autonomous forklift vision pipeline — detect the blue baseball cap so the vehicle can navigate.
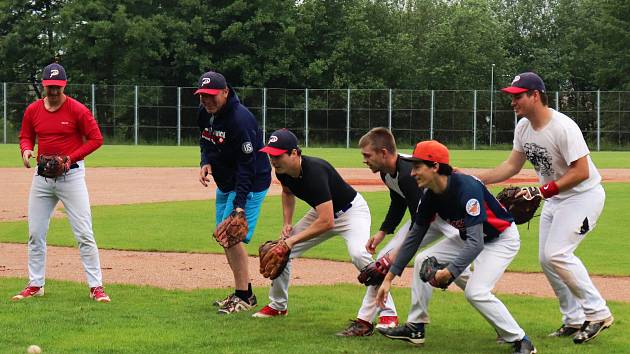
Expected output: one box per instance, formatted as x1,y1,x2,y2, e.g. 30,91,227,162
194,71,227,95
501,72,545,94
42,63,67,87
260,129,299,156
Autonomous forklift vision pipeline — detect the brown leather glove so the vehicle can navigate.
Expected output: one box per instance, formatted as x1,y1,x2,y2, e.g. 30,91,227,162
37,155,71,178
259,239,291,280
213,210,248,248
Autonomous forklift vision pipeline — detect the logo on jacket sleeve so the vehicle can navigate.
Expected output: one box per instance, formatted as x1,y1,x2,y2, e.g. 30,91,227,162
465,199,480,216
242,142,253,154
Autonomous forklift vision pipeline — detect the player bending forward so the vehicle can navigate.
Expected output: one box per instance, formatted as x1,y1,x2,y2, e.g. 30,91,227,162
376,140,537,354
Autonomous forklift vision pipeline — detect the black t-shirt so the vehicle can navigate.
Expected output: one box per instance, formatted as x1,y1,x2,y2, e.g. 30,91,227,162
276,155,357,211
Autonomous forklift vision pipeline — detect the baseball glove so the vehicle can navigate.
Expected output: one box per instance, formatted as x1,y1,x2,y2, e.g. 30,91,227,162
37,155,71,178
419,256,451,290
259,239,291,280
357,253,392,286
496,186,542,225
213,210,248,248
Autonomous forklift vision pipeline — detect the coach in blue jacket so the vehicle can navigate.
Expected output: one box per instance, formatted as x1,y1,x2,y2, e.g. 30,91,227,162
196,71,271,314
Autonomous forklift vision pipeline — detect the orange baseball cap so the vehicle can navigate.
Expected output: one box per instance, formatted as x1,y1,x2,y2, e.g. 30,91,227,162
400,140,450,164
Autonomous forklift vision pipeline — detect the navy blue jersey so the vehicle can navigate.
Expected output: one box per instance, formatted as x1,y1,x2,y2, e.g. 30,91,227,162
390,173,514,278
198,86,271,209
417,173,513,240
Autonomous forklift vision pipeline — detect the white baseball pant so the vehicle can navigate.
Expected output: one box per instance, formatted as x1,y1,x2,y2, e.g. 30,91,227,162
539,184,611,325
27,161,104,288
357,217,460,322
266,193,397,312
410,223,526,343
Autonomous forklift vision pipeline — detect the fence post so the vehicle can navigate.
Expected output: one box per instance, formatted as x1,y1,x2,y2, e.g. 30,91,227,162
305,88,309,147
3,82,6,144
388,89,392,130
177,87,181,146
555,91,559,111
134,85,139,145
597,90,601,151
473,90,477,150
91,84,96,118
347,89,351,149
262,88,267,142
430,90,434,140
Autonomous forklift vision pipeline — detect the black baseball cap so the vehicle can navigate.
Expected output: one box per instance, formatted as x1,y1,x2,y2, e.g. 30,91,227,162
194,71,227,95
501,72,546,94
259,129,299,156
42,63,67,87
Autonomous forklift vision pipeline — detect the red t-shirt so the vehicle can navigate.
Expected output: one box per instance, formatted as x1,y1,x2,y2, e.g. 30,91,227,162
19,96,103,162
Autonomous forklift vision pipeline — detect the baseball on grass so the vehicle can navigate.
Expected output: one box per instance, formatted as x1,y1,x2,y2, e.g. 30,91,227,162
27,345,42,354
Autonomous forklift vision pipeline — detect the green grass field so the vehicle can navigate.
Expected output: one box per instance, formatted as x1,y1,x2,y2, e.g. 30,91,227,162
1,278,627,354
2,143,630,168
1,144,629,353
1,184,628,275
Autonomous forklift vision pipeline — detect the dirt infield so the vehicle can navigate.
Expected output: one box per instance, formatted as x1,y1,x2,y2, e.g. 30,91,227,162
1,243,629,302
2,167,630,301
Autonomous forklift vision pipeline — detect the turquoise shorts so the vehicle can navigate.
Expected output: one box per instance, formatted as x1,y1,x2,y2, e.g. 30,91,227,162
215,188,269,243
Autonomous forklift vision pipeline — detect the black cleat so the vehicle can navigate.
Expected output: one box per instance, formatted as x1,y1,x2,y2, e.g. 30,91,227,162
377,322,425,345
548,324,581,337
573,316,614,344
512,335,537,354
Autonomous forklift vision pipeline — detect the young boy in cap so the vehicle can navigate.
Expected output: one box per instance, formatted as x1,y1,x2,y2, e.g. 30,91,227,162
376,140,537,354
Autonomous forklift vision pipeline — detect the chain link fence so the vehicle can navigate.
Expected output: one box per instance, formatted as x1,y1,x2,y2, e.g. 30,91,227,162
2,83,629,150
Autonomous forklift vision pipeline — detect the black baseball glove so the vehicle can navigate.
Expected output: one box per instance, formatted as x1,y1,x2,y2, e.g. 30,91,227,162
496,186,542,225
419,256,452,290
357,254,392,286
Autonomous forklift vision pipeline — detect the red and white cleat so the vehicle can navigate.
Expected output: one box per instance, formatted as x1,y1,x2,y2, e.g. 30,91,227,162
11,286,44,301
252,305,288,318
90,286,111,303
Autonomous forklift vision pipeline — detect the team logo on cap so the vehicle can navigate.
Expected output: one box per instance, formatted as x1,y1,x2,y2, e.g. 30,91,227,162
50,69,60,77
202,78,211,85
242,142,253,154
465,199,480,216
268,136,278,143
511,75,521,84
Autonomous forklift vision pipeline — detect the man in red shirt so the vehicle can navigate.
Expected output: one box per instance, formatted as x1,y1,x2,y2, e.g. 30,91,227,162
14,63,110,303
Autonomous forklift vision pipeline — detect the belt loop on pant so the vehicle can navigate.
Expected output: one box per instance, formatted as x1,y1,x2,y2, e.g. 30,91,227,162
334,203,352,219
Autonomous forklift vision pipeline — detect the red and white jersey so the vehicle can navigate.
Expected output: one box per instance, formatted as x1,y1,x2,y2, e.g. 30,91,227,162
19,97,103,162
513,108,601,198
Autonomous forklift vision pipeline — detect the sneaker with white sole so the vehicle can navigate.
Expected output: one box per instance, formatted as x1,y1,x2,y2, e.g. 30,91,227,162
548,324,581,337
375,316,399,329
573,316,614,344
90,286,111,303
213,293,234,307
217,294,257,315
252,305,288,318
377,322,425,345
336,319,374,337
11,286,44,301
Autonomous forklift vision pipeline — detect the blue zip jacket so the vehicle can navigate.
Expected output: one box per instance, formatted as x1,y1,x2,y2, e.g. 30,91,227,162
198,86,271,209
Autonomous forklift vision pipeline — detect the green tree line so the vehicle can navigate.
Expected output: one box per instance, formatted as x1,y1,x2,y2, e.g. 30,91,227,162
1,0,628,91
